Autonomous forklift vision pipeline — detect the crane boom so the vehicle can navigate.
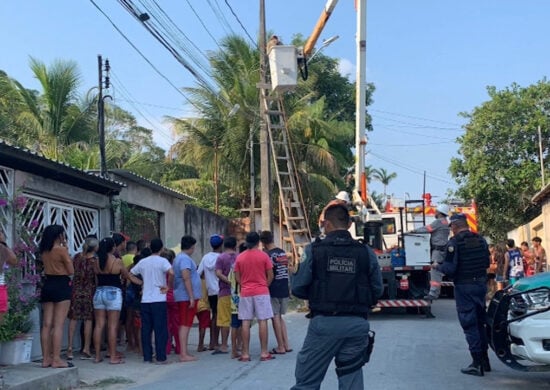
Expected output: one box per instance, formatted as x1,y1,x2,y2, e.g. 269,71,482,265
303,0,340,57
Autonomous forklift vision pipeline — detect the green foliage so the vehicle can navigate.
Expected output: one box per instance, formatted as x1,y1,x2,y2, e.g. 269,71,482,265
0,192,41,341
0,312,33,342
113,200,160,241
450,80,550,239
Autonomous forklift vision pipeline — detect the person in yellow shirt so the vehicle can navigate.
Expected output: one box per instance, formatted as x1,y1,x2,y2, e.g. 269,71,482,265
122,241,138,268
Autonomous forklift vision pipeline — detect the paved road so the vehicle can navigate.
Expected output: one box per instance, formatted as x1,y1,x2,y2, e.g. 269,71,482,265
71,298,550,389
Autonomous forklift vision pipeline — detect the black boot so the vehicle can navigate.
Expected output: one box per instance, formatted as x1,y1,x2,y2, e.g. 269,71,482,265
482,350,491,372
461,352,484,376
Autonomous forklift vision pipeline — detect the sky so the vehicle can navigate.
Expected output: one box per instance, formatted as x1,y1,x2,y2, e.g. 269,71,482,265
1,1,550,203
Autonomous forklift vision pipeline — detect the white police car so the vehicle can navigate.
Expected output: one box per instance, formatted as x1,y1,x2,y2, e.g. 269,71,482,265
487,272,550,371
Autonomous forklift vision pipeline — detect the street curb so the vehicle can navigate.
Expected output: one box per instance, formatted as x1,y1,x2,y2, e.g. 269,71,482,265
0,364,79,390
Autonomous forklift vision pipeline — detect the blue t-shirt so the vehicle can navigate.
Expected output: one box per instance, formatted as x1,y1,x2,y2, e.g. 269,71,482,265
508,248,524,278
173,252,202,302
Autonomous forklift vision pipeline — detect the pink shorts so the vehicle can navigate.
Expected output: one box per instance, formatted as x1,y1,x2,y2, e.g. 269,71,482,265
238,294,273,321
0,285,8,313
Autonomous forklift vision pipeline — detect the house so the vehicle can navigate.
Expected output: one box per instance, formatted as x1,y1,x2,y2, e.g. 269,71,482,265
507,182,549,259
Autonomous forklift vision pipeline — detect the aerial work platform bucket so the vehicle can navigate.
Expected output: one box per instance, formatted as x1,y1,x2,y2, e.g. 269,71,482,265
268,45,298,93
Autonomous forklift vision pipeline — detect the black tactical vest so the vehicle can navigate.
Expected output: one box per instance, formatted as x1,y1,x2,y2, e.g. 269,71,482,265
453,231,489,283
308,232,373,315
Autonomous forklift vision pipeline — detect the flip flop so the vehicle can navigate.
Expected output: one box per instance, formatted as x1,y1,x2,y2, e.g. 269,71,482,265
197,346,208,352
80,352,93,360
66,350,74,360
93,358,104,364
211,350,229,355
52,362,74,368
109,359,125,365
270,348,285,355
260,353,275,361
285,349,294,353
238,356,251,362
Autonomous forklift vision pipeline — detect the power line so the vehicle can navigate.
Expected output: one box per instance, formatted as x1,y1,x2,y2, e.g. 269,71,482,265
118,0,214,90
369,141,455,147
372,114,462,131
113,98,191,113
110,71,175,144
368,150,454,185
206,0,235,36
139,0,212,72
371,108,464,127
373,125,458,141
88,0,198,111
183,0,221,48
223,0,257,46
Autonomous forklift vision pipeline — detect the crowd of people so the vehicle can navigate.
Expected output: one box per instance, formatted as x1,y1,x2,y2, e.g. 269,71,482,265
487,237,547,298
34,225,292,368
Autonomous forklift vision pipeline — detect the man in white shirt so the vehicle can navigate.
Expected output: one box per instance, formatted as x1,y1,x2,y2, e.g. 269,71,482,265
130,238,173,363
197,234,223,350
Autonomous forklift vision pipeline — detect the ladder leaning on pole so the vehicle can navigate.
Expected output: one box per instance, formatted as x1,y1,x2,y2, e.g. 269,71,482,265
260,85,312,267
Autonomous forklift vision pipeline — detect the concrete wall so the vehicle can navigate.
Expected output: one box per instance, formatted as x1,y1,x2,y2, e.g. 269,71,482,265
113,175,186,249
508,203,548,251
183,204,229,260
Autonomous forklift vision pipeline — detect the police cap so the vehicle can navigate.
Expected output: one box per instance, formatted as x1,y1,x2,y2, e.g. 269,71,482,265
449,213,467,225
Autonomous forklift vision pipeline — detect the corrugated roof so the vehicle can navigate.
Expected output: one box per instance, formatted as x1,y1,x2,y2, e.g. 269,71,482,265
0,139,125,195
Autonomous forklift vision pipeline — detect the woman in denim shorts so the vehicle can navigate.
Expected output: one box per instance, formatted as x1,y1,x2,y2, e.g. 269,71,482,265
93,237,142,364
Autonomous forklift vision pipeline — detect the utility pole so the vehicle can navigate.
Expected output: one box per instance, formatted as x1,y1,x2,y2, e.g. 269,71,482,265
354,0,367,202
259,0,273,232
97,55,110,178
249,124,256,231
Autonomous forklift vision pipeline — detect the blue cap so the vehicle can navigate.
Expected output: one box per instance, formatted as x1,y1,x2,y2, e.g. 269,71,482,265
449,213,467,224
210,234,224,247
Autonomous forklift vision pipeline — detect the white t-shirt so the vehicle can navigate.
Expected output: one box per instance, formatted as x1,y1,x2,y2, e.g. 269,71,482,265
198,251,220,296
130,254,172,303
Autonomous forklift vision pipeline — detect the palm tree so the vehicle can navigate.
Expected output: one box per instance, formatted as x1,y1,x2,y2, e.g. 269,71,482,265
167,34,364,220
167,35,260,213
373,168,398,197
12,58,96,159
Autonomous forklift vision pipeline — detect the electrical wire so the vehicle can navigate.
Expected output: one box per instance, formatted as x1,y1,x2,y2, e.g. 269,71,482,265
183,0,221,48
110,71,175,144
372,114,462,131
113,98,190,112
139,0,212,70
223,0,257,47
118,0,214,89
88,0,199,111
368,150,454,185
206,0,235,36
372,125,458,141
371,108,464,127
369,141,455,147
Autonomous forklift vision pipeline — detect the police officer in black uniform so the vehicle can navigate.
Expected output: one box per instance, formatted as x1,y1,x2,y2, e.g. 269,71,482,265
435,213,490,376
291,204,383,389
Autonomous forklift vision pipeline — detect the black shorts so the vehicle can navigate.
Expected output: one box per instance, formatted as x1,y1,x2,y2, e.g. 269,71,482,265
41,275,72,303
208,295,218,317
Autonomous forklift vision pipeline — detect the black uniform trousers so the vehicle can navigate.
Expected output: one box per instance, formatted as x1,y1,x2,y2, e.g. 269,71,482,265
454,282,488,353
